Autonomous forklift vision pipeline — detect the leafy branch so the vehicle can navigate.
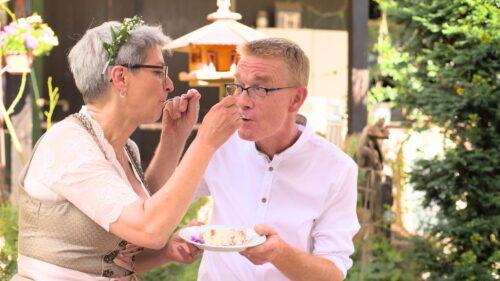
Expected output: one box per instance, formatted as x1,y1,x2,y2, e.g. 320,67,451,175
0,71,27,163
44,76,59,129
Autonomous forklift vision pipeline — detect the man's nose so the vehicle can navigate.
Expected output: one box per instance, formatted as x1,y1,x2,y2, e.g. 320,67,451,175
236,90,252,109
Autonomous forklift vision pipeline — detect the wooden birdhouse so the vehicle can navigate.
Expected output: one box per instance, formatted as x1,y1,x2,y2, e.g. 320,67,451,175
167,0,267,93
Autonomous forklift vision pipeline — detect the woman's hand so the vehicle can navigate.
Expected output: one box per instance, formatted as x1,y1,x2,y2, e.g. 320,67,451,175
164,221,204,264
195,95,242,151
162,89,201,144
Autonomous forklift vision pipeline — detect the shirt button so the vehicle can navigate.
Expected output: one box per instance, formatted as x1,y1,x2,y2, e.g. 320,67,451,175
261,197,267,203
268,166,274,171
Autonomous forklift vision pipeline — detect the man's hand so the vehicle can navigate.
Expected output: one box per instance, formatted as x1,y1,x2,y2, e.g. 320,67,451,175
164,221,204,264
239,225,286,265
162,89,201,144
240,225,344,281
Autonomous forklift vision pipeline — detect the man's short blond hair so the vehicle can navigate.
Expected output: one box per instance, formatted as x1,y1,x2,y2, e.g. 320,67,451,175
237,38,310,86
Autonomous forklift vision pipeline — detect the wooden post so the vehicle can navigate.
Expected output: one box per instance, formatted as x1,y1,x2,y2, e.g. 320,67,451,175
0,1,7,202
347,0,369,134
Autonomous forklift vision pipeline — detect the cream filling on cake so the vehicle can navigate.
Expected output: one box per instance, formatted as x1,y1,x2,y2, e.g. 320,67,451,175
202,228,250,246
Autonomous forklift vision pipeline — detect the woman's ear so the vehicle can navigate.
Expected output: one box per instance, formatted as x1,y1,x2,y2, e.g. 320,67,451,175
110,65,127,89
289,86,308,112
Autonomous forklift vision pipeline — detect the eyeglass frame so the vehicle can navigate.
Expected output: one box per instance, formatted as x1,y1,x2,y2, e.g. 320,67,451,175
225,82,297,99
106,64,169,87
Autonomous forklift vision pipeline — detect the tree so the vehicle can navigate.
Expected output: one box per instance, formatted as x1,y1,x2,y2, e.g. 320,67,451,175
378,0,499,280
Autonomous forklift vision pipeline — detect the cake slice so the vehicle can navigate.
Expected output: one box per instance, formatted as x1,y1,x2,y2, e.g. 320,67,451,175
202,228,250,246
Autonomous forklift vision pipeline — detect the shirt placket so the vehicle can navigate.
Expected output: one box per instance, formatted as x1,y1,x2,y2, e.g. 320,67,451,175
255,156,276,281
256,156,277,220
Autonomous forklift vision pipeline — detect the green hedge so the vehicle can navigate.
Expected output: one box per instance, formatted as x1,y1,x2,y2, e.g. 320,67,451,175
0,203,18,280
378,0,500,279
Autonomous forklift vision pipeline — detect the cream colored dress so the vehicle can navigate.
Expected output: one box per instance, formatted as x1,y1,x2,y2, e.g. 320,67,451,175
17,107,150,280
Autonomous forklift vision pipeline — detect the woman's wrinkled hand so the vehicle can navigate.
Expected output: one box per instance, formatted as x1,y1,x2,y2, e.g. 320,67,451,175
162,89,201,143
164,221,204,264
196,95,242,150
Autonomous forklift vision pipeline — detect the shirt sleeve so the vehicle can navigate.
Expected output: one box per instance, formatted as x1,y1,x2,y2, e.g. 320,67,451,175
311,160,360,278
31,121,140,231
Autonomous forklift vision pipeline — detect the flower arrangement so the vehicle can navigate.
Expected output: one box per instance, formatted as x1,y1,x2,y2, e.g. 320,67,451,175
0,9,60,164
0,13,58,57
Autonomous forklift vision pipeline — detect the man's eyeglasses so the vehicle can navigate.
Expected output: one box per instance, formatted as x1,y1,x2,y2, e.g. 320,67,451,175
225,83,296,99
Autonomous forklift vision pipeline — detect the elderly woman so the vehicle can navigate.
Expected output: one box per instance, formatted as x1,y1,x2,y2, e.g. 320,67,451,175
13,17,241,280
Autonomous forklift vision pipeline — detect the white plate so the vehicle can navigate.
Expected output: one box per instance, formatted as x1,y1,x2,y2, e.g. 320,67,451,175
179,225,266,252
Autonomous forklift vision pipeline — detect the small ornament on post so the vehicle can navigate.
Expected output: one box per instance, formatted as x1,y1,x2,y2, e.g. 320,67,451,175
3,51,33,74
256,10,269,28
275,2,302,29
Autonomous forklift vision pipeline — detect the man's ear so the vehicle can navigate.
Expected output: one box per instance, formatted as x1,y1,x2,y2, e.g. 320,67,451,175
289,86,308,113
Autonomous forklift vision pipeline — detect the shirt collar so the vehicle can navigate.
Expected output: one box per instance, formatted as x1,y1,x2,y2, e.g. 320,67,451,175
243,114,313,162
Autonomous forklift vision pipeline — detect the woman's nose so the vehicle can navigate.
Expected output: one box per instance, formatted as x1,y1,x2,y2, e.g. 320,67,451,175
164,75,174,93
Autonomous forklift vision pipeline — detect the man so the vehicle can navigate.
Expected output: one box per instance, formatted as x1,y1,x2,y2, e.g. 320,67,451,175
196,38,360,281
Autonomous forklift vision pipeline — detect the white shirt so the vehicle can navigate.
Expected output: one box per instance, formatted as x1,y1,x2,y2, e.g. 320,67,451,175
196,120,360,281
18,107,148,281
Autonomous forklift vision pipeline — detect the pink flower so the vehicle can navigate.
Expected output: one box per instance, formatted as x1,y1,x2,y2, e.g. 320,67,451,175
3,25,16,35
22,34,38,50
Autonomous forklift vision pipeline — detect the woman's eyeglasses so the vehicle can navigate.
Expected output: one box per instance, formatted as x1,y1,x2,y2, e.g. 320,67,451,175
119,64,169,87
105,64,169,88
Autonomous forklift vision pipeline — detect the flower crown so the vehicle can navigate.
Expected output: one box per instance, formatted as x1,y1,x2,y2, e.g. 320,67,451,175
102,16,144,74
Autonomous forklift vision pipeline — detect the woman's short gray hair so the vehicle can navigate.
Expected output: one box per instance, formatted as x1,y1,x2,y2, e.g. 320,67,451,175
68,21,171,103
237,38,310,86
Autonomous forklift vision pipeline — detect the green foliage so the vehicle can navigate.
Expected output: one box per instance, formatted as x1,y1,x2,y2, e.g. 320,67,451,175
141,197,209,280
342,134,366,185
409,147,499,280
343,133,361,159
378,0,500,279
0,203,18,280
141,259,201,281
44,76,60,129
347,234,421,281
0,72,28,163
369,12,411,106
368,86,398,105
102,16,143,65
